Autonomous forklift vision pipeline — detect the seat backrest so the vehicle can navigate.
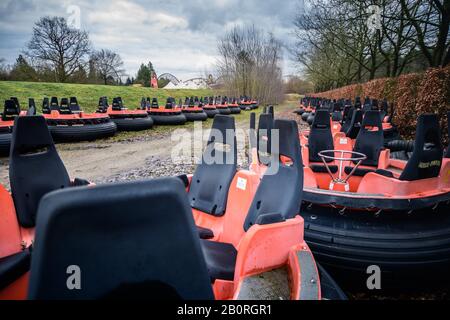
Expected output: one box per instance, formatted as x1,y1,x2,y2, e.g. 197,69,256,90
50,97,59,111
59,98,71,114
244,119,303,231
9,116,71,228
165,98,173,109
345,109,363,139
151,98,159,108
42,98,51,114
353,110,384,166
10,97,21,112
308,110,334,163
257,113,274,165
97,97,108,113
188,115,237,216
399,114,443,181
112,97,122,111
446,111,450,158
69,97,81,112
28,178,214,300
340,106,353,130
2,99,20,121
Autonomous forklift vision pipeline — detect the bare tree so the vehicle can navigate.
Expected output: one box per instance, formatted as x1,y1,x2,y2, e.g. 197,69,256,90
91,49,125,85
217,25,284,104
26,16,91,82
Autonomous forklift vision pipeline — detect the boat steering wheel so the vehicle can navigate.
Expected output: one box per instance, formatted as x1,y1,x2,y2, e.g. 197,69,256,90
318,150,367,184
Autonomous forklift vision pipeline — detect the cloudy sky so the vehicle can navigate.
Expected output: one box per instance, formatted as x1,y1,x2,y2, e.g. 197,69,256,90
0,0,302,80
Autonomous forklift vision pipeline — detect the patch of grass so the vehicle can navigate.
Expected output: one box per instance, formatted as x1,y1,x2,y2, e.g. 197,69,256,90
0,81,213,113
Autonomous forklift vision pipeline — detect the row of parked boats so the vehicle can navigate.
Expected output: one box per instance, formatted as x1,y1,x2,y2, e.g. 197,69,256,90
0,96,259,156
0,97,448,299
0,110,347,300
293,96,450,289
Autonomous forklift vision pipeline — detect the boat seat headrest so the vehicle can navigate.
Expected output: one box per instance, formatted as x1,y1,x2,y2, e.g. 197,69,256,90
244,119,303,231
9,116,71,228
399,114,443,181
28,178,214,299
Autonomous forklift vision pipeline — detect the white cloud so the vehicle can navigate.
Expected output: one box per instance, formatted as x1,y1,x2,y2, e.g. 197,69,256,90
0,0,299,79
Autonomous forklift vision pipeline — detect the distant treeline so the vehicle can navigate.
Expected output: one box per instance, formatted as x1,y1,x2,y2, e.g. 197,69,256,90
0,16,164,87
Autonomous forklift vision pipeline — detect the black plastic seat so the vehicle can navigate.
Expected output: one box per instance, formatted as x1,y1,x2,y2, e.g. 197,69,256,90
97,97,108,113
340,106,353,132
59,98,71,114
9,116,71,228
50,97,59,112
112,97,122,111
189,115,237,216
201,119,303,282
308,110,334,163
2,100,20,121
151,98,159,108
399,114,443,181
345,109,363,139
0,249,31,290
344,111,384,176
69,97,81,112
353,110,384,166
28,178,214,299
200,240,237,281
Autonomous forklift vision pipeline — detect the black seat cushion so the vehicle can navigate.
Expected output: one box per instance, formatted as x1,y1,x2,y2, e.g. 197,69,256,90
311,164,338,174
375,169,394,178
188,116,237,216
399,114,443,181
198,226,214,239
353,110,384,166
0,249,31,290
9,116,71,228
28,178,214,299
344,166,376,177
201,240,237,281
308,110,334,163
244,119,303,230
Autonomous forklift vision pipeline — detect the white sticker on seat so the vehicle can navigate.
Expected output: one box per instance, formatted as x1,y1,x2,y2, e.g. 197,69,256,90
339,138,348,144
236,177,247,190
